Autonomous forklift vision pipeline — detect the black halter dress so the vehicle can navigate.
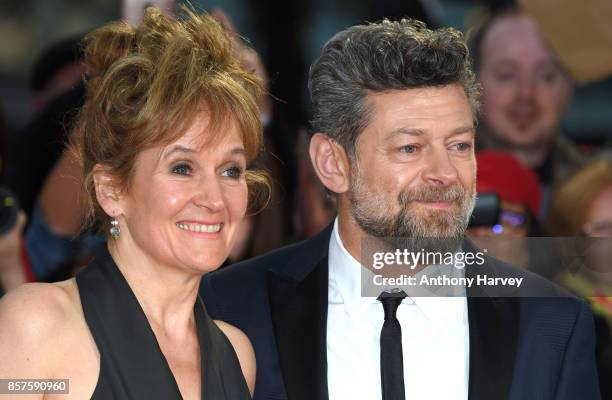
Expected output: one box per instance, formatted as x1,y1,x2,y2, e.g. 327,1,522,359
75,248,251,399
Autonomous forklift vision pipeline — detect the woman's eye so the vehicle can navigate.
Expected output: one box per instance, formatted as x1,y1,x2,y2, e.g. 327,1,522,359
400,145,418,154
222,166,243,179
172,164,192,176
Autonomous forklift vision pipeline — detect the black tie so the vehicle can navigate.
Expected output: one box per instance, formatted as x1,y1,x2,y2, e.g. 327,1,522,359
378,290,407,400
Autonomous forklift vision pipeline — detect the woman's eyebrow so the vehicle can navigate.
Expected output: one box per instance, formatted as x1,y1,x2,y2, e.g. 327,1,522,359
163,145,196,159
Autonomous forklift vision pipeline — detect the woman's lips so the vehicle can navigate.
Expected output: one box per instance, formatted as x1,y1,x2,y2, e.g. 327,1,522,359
175,221,224,237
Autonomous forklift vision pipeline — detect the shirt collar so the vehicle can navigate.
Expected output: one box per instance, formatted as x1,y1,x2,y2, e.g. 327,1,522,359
328,218,371,313
328,218,467,326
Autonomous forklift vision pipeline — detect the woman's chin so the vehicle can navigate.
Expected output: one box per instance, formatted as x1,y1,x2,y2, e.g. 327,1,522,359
183,254,228,275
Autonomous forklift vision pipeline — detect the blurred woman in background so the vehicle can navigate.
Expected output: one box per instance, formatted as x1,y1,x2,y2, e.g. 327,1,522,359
546,159,612,292
546,158,612,399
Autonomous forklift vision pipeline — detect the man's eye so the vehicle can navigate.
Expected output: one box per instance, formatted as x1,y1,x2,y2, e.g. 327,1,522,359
494,71,516,82
537,70,562,84
400,145,418,154
455,142,472,152
222,166,243,179
172,164,192,176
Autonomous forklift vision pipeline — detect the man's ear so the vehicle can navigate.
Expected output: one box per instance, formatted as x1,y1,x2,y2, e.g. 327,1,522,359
92,164,123,217
309,133,351,194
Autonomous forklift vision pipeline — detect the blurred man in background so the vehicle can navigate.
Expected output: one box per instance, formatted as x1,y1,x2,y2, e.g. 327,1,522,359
471,7,586,217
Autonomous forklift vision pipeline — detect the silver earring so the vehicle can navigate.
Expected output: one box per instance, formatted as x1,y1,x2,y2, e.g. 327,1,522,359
110,218,120,240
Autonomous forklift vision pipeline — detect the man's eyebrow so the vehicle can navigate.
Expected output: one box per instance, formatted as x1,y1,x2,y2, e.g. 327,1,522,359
536,60,567,72
389,127,425,136
388,126,474,137
450,125,476,136
490,59,518,68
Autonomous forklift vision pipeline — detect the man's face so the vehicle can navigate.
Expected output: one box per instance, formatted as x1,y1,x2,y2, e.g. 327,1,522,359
478,14,573,149
348,85,476,243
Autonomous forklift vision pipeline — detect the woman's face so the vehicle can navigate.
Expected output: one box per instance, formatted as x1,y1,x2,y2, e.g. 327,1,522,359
117,114,248,274
581,185,612,279
584,185,612,237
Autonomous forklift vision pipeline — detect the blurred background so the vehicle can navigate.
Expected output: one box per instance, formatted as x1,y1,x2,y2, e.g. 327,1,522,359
1,0,611,144
1,1,612,395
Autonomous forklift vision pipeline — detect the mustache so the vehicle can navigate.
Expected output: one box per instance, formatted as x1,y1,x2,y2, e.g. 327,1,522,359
399,183,466,204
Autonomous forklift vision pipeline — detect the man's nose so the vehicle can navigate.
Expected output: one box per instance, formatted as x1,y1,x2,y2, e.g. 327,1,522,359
516,75,536,99
421,148,459,186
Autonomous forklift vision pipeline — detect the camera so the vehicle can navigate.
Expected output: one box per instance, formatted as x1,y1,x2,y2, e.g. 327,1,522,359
469,192,500,228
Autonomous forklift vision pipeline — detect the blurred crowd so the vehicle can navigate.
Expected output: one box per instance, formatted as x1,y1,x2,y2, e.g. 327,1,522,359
0,0,611,395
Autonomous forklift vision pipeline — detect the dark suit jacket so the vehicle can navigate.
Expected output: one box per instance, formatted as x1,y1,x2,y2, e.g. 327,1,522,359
201,225,600,400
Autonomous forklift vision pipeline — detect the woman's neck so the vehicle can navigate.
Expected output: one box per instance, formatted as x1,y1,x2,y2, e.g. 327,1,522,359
107,240,202,336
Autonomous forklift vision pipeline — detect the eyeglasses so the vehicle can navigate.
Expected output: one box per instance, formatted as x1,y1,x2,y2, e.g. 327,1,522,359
583,221,612,237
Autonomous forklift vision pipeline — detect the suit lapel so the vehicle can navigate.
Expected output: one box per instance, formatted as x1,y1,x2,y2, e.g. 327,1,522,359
466,256,520,400
266,230,522,400
268,257,329,400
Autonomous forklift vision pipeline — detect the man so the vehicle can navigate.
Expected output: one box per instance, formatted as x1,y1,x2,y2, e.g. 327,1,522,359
202,19,599,400
471,8,586,216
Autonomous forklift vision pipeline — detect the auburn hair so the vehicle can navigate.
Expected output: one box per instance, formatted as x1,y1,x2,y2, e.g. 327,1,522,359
546,159,612,236
69,6,268,232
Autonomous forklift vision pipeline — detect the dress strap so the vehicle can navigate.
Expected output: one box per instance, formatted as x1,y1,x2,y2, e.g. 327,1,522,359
76,248,186,399
77,246,251,399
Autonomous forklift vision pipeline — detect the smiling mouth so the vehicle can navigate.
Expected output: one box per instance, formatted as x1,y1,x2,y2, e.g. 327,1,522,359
176,222,223,233
507,107,539,130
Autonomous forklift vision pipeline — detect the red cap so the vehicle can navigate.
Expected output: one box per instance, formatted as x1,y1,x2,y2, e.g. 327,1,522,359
476,150,542,217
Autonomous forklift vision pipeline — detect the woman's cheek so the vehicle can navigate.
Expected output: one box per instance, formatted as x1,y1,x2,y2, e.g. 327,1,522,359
229,182,249,218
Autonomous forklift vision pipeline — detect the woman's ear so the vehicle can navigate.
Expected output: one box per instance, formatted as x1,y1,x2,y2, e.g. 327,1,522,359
308,133,351,194
92,164,123,217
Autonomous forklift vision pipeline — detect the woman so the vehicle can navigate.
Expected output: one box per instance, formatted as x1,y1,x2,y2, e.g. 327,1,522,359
545,159,612,400
546,159,612,238
0,7,267,399
545,158,612,314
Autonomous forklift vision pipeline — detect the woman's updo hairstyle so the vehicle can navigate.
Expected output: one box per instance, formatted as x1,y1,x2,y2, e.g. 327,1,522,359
70,6,268,233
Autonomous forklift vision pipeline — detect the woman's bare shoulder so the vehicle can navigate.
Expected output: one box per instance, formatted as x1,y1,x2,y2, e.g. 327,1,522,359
0,280,84,370
0,280,100,398
213,320,256,395
0,281,79,330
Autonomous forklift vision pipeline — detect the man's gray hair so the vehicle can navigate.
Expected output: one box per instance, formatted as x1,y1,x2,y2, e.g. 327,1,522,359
308,18,481,157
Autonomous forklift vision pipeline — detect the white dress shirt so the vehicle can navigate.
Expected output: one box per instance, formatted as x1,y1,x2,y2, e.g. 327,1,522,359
326,219,470,400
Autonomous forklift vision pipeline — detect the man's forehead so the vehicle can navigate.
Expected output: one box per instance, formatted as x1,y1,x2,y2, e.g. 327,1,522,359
366,86,471,108
482,14,556,62
368,87,473,116
361,87,475,141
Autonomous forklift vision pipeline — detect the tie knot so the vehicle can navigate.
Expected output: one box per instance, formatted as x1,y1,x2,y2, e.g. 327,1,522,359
377,290,407,320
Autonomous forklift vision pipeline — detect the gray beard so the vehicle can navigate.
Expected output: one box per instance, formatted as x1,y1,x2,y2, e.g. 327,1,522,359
349,162,476,255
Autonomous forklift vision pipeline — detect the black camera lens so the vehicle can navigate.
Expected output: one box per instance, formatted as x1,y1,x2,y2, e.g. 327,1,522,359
0,186,19,235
